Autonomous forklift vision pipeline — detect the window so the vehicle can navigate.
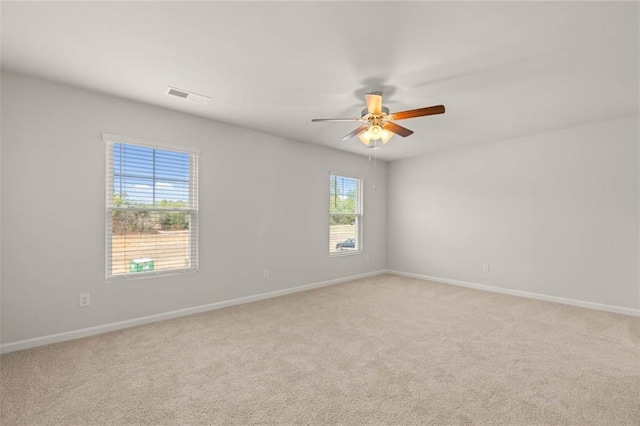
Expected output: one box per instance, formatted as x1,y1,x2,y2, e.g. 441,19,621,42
329,173,363,255
104,134,198,279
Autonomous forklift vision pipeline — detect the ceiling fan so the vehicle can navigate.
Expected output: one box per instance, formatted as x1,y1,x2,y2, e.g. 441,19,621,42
312,92,445,146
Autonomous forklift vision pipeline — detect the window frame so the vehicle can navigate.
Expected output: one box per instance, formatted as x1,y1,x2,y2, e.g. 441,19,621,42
103,133,199,281
329,172,364,257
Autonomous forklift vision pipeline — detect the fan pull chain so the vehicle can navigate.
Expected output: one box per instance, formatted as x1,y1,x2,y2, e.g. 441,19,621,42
373,144,377,190
368,145,378,191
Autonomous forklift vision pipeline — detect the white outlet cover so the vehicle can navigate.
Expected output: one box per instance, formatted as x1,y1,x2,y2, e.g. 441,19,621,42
79,293,91,307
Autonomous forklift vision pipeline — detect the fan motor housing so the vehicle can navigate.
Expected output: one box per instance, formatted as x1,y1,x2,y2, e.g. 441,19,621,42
361,106,390,118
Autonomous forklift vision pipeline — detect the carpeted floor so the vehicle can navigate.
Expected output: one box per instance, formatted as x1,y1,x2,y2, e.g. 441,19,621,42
1,273,639,425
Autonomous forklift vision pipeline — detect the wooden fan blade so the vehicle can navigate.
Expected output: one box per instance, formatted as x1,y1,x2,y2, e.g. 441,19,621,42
389,105,445,120
365,93,382,115
341,125,369,141
312,118,363,122
384,121,414,137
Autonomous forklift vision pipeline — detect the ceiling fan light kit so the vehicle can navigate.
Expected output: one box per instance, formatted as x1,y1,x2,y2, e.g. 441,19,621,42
312,92,445,147
358,126,393,145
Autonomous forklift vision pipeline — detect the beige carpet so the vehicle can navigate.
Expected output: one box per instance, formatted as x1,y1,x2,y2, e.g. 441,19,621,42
1,274,639,425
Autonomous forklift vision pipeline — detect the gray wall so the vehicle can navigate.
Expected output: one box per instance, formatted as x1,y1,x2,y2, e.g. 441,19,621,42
2,69,638,347
388,116,639,309
0,71,387,344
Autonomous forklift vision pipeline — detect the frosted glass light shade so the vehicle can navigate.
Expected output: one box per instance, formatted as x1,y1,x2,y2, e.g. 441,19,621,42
381,129,393,144
369,125,383,140
358,131,371,145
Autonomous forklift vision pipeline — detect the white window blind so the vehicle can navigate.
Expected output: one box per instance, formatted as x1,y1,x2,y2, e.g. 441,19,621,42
105,135,198,279
329,173,363,255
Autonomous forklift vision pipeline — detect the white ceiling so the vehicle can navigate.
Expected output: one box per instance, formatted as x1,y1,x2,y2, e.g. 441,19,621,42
2,1,638,161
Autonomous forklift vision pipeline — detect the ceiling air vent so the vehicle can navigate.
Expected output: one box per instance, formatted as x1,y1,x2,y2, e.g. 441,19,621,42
166,86,211,105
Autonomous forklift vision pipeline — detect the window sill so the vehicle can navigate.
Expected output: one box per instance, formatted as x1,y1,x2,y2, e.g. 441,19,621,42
107,267,198,282
330,250,362,258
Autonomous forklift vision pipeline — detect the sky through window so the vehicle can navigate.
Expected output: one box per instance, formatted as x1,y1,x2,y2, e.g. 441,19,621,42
113,143,190,207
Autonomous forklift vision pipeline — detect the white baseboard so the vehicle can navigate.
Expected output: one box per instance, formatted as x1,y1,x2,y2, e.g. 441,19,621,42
0,270,385,354
386,270,640,317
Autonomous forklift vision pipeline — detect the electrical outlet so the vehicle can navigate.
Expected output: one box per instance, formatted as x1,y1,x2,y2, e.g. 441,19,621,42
263,269,270,279
482,264,490,273
79,293,91,307
364,254,371,263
